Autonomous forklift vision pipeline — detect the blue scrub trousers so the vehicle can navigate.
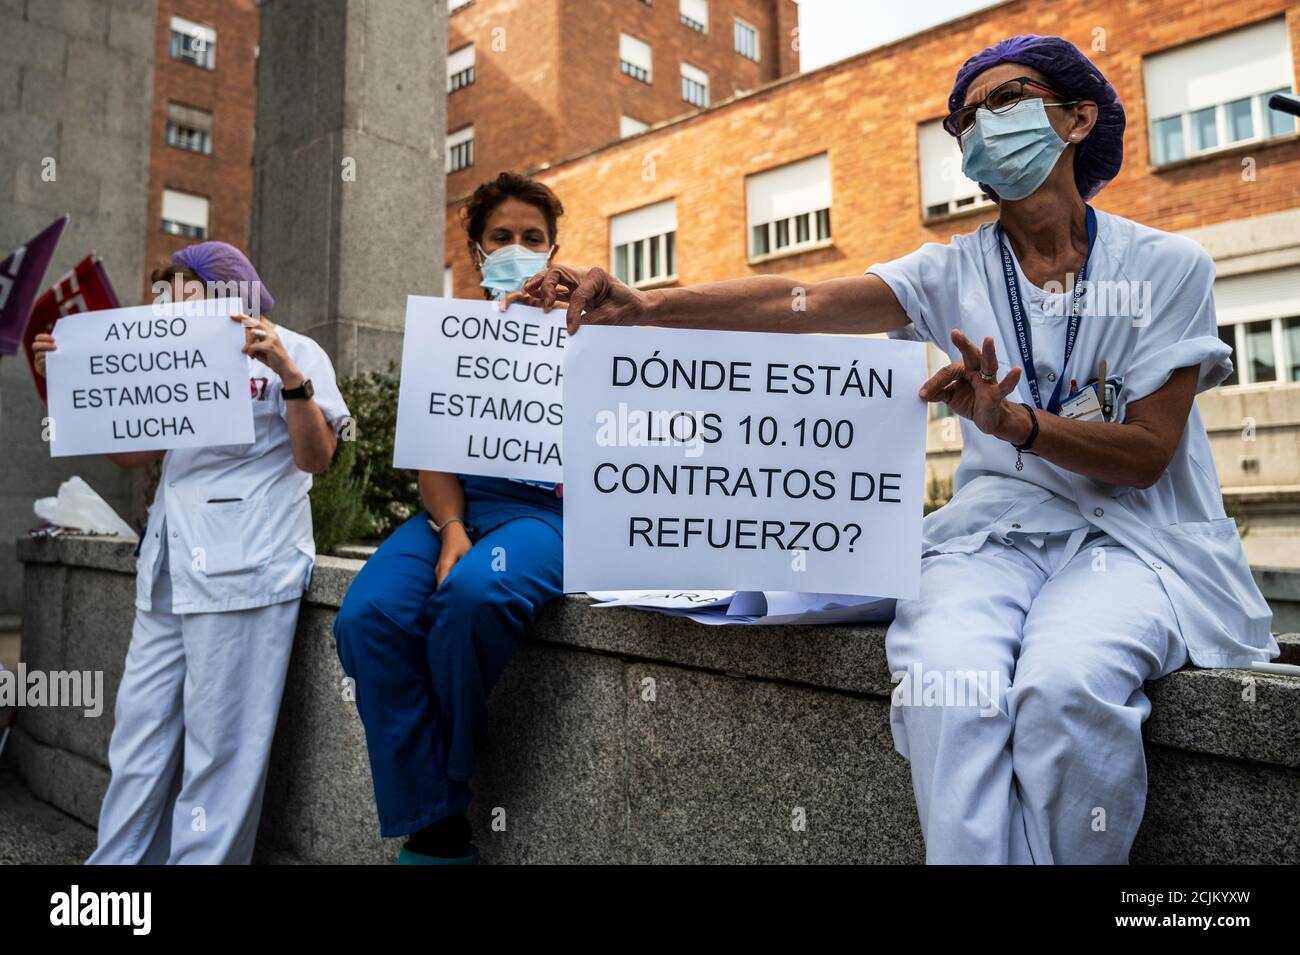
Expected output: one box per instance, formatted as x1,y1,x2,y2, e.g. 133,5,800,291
333,509,563,837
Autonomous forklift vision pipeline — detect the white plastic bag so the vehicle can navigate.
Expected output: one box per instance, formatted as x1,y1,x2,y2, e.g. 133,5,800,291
33,476,136,537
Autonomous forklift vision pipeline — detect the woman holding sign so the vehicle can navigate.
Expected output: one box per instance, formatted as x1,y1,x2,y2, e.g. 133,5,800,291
33,241,349,864
511,36,1276,864
333,172,565,865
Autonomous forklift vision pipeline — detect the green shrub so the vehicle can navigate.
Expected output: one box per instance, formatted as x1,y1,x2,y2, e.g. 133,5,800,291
924,471,953,515
308,365,422,552
1223,494,1248,537
309,436,376,555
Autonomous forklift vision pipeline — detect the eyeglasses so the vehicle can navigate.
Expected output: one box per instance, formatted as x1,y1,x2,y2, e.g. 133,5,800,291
943,76,1079,137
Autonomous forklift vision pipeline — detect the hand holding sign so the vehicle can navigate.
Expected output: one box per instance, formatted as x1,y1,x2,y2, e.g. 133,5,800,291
234,313,305,386
393,295,565,482
44,299,254,457
510,265,647,335
563,326,928,597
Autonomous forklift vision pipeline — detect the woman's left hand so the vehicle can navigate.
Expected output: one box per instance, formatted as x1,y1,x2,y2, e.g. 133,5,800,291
232,313,303,386
920,329,1025,438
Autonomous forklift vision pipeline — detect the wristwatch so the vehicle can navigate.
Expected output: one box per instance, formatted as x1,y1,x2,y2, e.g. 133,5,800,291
283,378,314,400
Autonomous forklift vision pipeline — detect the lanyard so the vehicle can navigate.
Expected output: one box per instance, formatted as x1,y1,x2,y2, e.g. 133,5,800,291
995,205,1097,414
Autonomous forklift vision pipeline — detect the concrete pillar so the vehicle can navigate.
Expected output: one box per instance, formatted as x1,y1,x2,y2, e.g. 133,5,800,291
250,0,447,377
0,0,155,614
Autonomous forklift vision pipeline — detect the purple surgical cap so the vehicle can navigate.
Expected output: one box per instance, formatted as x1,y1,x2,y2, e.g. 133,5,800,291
949,34,1125,201
171,241,275,313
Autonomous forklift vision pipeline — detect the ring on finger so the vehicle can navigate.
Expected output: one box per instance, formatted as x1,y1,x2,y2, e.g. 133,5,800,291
979,371,996,383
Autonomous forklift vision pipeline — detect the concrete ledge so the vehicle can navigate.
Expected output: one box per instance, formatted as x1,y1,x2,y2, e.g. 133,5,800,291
10,535,1300,864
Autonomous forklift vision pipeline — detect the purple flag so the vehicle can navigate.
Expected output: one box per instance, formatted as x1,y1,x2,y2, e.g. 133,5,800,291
0,215,68,355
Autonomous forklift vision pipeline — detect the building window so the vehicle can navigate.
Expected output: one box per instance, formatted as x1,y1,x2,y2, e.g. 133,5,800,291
679,0,707,33
169,16,216,70
746,154,832,260
1143,17,1297,166
734,17,759,61
1212,266,1300,387
448,44,475,92
447,125,474,172
620,114,649,139
611,199,677,288
681,63,709,108
1267,87,1297,137
918,118,995,220
161,189,209,239
620,33,652,83
164,102,213,155
1218,316,1296,386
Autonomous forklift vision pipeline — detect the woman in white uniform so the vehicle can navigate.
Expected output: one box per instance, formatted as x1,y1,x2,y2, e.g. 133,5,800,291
33,241,350,864
510,34,1277,864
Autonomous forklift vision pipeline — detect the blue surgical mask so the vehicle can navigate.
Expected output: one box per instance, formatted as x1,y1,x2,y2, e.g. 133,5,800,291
959,97,1069,201
477,243,553,299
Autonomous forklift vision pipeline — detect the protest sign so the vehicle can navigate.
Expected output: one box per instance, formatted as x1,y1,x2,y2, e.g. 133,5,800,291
45,298,253,457
393,296,565,482
563,326,927,597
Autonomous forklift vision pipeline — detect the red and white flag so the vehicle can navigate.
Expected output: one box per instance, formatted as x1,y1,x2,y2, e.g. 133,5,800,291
22,254,121,404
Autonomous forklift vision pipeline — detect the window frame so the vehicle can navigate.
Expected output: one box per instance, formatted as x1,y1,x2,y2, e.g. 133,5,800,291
446,125,474,173
619,32,653,84
612,230,677,288
164,120,212,155
679,0,708,33
1149,89,1297,167
160,188,210,240
1216,314,1300,388
169,16,216,70
681,62,709,108
447,44,476,92
733,16,760,61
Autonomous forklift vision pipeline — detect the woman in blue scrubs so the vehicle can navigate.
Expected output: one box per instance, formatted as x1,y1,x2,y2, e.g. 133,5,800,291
334,172,565,864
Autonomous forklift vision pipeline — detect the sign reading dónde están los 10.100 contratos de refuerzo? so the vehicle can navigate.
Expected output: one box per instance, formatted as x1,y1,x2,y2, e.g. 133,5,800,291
563,325,928,597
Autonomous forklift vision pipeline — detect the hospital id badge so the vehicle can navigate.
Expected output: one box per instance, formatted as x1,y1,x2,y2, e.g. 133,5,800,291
1059,382,1105,422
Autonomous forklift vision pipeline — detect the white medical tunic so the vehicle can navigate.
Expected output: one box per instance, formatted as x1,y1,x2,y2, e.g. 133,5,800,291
134,325,350,615
868,208,1276,668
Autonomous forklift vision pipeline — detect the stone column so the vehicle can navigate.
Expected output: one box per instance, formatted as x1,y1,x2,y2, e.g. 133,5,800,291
0,0,155,614
250,0,446,377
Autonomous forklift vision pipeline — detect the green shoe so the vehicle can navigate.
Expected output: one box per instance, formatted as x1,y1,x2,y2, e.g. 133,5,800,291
396,844,479,865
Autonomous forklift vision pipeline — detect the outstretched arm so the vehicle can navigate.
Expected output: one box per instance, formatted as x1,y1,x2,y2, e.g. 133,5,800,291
506,265,913,337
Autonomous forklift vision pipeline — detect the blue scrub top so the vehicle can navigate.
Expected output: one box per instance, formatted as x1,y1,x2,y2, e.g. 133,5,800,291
459,474,563,537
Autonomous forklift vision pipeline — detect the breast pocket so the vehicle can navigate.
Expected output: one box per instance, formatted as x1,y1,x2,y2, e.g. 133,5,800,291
191,498,273,577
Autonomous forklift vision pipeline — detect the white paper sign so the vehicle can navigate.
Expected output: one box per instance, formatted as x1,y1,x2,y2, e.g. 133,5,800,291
393,296,565,482
45,299,253,457
563,326,928,597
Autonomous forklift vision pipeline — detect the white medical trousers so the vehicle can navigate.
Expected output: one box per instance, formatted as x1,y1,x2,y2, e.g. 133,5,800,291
87,548,299,865
886,530,1188,864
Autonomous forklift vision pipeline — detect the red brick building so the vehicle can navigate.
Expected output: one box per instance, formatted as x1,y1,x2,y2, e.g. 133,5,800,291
443,0,800,296
525,0,1300,564
142,0,259,300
